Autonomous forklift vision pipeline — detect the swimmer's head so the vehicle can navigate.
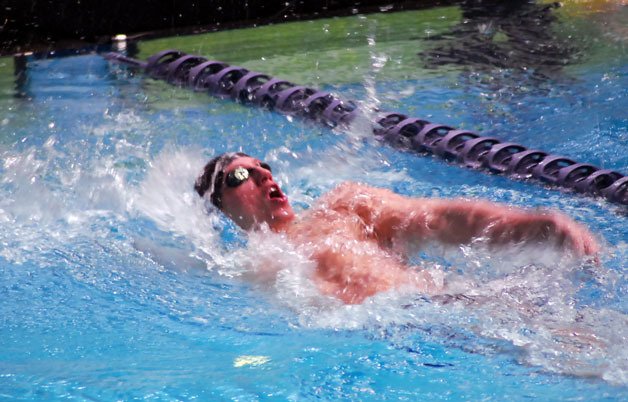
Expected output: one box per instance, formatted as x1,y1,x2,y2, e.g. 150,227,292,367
195,152,249,208
195,152,294,231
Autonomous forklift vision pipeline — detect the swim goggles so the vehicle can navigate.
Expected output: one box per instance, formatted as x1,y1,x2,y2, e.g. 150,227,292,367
225,163,272,188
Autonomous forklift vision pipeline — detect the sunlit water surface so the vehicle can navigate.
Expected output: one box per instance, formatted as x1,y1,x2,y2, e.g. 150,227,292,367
1,4,627,400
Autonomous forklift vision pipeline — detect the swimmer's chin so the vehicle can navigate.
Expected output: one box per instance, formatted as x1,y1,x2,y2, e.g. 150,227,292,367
268,212,296,231
240,217,293,233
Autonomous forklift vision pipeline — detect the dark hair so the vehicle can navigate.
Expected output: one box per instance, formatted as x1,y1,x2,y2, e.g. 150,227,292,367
194,152,249,209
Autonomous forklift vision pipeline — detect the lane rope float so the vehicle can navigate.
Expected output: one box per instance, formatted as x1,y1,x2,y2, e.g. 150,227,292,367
105,50,628,206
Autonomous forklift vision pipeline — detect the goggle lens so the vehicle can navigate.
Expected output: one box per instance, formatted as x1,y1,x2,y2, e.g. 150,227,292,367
226,167,250,187
225,163,271,188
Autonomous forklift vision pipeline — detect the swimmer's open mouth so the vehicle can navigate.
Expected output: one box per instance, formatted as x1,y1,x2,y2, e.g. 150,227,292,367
269,185,284,200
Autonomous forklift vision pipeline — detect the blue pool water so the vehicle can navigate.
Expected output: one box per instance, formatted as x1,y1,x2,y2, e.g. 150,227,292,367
1,5,627,400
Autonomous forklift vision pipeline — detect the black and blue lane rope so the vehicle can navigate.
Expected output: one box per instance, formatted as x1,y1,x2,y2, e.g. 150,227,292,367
104,49,628,206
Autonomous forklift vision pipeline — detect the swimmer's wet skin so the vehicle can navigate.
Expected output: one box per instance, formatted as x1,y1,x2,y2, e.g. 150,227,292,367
196,153,600,304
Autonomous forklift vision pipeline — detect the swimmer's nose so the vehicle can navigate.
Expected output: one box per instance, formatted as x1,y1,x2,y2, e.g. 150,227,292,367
251,165,272,185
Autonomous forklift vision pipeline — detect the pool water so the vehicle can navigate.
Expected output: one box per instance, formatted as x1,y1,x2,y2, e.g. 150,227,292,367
1,3,627,400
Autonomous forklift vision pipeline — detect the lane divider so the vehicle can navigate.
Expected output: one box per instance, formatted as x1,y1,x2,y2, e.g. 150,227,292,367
105,49,628,206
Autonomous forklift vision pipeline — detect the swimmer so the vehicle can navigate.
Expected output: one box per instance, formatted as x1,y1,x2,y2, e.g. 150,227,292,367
195,152,600,304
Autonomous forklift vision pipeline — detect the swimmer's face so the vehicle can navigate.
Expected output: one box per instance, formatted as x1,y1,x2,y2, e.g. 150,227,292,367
219,156,295,231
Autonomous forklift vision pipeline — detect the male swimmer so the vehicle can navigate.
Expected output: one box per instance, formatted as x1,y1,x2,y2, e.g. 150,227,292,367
195,152,599,304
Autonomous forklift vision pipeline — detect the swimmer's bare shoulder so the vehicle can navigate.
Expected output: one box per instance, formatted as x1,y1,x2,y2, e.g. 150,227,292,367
312,182,432,246
287,182,390,240
317,181,422,215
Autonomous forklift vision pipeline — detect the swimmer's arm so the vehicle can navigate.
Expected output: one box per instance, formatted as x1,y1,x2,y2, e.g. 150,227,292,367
364,190,599,256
